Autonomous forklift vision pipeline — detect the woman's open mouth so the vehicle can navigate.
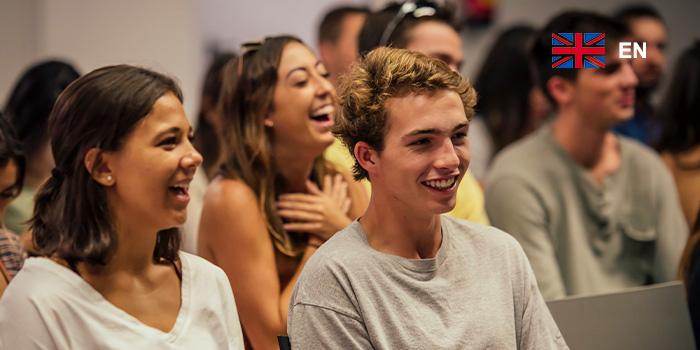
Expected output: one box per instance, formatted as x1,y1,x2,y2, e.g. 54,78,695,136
169,184,190,205
309,105,335,129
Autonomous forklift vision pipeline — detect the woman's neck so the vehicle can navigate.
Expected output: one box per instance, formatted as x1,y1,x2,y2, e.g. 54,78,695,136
82,218,160,279
273,144,319,193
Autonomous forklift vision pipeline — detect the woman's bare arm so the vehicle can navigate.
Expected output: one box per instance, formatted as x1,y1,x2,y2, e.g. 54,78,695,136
198,178,314,350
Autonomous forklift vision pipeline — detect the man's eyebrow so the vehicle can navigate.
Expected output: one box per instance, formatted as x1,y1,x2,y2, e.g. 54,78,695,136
403,122,468,139
452,122,468,131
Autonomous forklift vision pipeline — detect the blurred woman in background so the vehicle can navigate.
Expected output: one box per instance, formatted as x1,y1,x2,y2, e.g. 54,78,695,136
657,41,700,229
3,60,79,234
0,112,27,297
470,25,551,182
183,52,236,254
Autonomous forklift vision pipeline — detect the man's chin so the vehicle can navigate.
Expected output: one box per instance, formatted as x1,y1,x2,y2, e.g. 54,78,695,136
427,199,457,215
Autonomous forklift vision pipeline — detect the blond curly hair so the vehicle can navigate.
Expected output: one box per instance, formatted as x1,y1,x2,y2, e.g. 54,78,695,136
334,47,477,180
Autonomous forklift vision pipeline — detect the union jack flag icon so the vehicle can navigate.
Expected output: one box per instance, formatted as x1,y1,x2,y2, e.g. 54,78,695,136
551,32,606,69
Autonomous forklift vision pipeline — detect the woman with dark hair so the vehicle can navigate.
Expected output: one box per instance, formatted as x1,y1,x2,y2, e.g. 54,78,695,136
469,25,551,181
0,65,244,348
657,41,700,229
198,35,367,349
3,60,80,234
0,112,27,297
183,52,236,254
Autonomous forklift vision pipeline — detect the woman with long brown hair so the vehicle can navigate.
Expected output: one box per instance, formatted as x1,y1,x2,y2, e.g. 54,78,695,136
198,36,367,349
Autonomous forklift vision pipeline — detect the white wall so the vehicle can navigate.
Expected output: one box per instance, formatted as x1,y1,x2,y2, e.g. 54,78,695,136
463,0,700,79
0,0,40,107
1,0,698,121
1,0,203,120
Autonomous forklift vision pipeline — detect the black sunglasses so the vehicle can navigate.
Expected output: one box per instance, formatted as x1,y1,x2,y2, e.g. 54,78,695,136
379,0,446,46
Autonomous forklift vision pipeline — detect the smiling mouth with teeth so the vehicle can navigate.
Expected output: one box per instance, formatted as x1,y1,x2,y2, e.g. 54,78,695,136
169,184,189,195
422,176,458,191
310,105,334,123
310,114,330,122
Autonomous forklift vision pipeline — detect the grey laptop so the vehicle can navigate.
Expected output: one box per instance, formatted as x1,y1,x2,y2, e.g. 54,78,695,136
546,281,696,350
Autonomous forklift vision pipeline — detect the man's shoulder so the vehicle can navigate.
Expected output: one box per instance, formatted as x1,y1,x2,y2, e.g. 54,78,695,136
619,135,667,168
295,223,370,291
488,129,563,182
290,223,371,319
442,216,523,254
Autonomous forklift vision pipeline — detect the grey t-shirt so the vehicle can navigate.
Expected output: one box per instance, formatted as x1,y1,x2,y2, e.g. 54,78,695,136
485,126,688,300
288,216,567,349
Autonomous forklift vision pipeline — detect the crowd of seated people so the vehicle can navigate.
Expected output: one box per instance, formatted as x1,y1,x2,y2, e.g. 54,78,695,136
0,1,697,349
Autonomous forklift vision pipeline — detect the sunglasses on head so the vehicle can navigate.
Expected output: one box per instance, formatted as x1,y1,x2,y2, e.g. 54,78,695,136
237,40,264,74
379,0,447,47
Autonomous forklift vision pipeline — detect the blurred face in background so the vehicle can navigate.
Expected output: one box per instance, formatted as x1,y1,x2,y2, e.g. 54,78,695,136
572,45,638,129
0,161,19,223
406,20,464,72
319,12,367,85
627,16,667,91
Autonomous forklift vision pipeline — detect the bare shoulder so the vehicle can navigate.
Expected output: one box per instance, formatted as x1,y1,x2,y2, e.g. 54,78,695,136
199,177,267,245
204,176,259,209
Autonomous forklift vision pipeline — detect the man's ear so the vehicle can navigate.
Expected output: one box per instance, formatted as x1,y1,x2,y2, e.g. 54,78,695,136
547,76,576,106
84,148,115,186
354,141,378,176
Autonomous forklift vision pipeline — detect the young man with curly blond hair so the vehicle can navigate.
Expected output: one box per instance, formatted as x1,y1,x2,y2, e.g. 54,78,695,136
287,47,567,349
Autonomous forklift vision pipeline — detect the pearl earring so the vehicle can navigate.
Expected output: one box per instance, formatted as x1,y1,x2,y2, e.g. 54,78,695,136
106,175,113,182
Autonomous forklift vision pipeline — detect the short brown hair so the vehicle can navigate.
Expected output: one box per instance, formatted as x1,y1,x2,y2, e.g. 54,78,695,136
335,47,476,180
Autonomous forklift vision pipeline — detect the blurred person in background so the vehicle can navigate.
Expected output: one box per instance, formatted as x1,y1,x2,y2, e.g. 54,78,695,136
0,112,27,297
3,60,79,234
326,0,490,224
198,36,367,349
614,3,668,145
486,11,687,301
656,41,700,230
182,52,236,254
470,25,551,182
317,5,368,87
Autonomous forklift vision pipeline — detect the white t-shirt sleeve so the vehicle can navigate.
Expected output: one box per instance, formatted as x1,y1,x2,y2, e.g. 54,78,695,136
0,287,60,349
214,264,245,348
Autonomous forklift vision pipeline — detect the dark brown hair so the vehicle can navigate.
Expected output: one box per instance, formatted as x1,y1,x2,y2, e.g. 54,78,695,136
4,60,79,161
318,5,369,45
30,65,183,266
656,42,700,158
194,52,236,178
0,112,25,199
